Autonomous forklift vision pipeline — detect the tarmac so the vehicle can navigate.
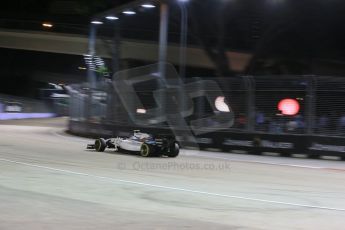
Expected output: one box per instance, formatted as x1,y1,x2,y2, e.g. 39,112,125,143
0,118,345,229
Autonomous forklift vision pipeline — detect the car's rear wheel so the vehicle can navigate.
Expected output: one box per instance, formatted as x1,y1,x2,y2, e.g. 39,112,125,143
95,138,106,152
140,143,156,157
167,142,179,158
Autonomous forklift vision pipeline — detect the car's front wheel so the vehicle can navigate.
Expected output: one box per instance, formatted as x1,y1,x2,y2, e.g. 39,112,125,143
95,138,106,152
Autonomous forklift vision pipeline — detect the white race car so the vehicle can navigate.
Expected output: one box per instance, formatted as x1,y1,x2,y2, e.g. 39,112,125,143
87,130,180,157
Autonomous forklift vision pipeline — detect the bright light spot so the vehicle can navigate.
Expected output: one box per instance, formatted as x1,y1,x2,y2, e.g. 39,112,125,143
151,72,161,77
78,67,87,70
178,0,189,2
123,10,136,15
42,22,53,28
106,16,119,20
278,98,300,115
141,4,156,8
91,20,103,24
136,108,147,114
215,96,230,112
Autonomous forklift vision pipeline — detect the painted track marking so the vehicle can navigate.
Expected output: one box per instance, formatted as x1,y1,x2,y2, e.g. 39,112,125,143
1,157,344,212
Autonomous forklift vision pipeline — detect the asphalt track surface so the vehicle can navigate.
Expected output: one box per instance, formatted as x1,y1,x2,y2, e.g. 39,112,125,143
1,118,345,229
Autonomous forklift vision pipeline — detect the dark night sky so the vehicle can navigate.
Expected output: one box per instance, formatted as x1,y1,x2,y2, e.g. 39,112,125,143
1,0,345,98
1,0,345,57
1,0,132,16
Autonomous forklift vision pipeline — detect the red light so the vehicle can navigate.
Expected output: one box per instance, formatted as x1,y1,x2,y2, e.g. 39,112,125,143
278,99,300,115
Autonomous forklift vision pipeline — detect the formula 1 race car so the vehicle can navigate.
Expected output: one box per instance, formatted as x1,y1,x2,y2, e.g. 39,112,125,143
87,130,180,157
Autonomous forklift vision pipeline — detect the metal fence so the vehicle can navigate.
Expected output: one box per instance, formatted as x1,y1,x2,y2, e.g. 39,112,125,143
68,72,345,138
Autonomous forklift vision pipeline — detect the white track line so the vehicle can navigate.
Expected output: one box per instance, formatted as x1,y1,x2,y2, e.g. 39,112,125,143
1,157,344,212
191,154,324,169
184,150,345,171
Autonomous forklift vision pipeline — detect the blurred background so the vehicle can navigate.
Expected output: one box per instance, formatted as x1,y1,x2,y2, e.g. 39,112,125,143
1,0,345,142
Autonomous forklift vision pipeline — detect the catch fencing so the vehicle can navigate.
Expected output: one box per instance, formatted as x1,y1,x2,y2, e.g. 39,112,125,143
68,64,345,158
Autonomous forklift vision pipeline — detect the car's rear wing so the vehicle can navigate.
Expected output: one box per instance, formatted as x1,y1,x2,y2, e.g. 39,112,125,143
154,134,176,141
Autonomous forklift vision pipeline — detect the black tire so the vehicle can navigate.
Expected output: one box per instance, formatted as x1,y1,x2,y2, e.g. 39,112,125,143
140,143,156,157
167,142,180,158
95,138,106,152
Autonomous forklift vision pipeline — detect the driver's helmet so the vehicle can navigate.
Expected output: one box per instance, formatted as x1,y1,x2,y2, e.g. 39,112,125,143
133,130,151,141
